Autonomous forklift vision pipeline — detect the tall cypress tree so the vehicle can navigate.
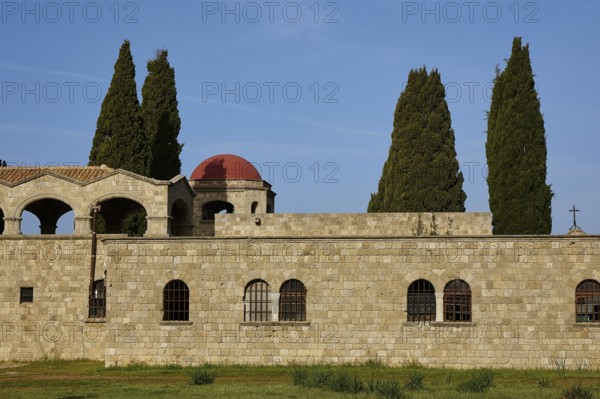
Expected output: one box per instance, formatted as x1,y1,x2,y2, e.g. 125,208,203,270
89,40,148,236
369,67,466,212
89,40,149,175
141,49,183,180
486,37,552,234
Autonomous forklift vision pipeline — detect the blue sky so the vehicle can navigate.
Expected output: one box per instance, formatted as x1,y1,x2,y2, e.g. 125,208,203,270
1,0,599,234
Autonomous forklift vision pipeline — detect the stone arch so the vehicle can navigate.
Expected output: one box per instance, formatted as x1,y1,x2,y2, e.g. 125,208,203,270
202,200,234,221
88,194,148,236
237,270,270,299
401,270,439,295
567,269,600,292
437,270,481,300
272,270,315,294
15,194,76,235
170,198,192,236
86,193,150,217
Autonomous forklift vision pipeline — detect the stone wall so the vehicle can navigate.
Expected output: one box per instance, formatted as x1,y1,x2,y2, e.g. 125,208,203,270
215,213,493,238
0,237,107,361
103,235,600,369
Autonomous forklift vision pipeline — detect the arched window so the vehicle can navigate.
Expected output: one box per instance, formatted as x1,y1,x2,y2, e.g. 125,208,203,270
163,280,189,321
251,202,259,213
244,280,271,321
202,201,234,221
89,279,106,318
576,280,600,322
279,279,307,321
407,279,435,322
444,279,471,322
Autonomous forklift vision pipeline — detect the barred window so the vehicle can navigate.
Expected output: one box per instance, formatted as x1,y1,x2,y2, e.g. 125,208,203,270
279,279,307,321
20,287,33,304
444,279,471,322
576,279,600,323
407,279,435,322
244,279,271,321
163,280,189,321
89,279,106,318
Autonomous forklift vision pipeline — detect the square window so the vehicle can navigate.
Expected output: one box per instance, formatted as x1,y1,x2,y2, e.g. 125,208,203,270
20,287,33,304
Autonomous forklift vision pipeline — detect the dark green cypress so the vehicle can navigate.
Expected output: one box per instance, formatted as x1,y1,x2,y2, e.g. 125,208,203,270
0,160,7,167
486,38,552,234
89,40,149,175
141,49,183,180
369,67,466,212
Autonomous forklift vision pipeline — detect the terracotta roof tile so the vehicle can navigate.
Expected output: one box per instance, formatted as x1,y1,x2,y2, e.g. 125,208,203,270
0,166,114,185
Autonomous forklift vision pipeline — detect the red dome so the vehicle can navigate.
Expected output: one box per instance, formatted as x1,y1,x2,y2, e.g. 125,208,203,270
190,154,262,181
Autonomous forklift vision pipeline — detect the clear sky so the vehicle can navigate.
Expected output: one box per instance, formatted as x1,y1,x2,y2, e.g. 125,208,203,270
1,0,599,234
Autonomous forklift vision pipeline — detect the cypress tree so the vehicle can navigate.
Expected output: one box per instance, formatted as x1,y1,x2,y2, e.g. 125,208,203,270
141,49,183,180
486,37,552,234
89,40,148,236
89,40,149,175
0,160,7,167
369,67,466,212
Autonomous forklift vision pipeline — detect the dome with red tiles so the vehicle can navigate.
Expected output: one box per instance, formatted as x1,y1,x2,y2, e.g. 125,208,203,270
190,154,262,181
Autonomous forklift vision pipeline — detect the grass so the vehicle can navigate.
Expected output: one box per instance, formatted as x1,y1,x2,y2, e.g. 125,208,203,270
0,359,599,399
457,368,494,393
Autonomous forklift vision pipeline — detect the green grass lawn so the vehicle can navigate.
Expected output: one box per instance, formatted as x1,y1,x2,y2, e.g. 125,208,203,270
0,359,599,399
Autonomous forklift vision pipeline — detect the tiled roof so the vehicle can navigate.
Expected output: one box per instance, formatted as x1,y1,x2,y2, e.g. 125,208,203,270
0,166,114,186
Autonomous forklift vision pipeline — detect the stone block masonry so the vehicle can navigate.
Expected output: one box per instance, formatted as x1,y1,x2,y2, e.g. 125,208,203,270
1,213,599,369
215,212,493,238
103,234,600,369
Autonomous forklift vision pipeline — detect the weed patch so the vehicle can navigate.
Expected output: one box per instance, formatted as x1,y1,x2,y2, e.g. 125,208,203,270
191,368,217,385
457,368,494,393
561,383,594,399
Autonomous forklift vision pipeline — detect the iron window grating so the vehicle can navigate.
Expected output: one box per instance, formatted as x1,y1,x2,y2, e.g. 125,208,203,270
576,279,600,322
444,279,472,322
163,280,190,321
407,279,435,322
244,279,271,322
279,279,307,321
89,279,106,318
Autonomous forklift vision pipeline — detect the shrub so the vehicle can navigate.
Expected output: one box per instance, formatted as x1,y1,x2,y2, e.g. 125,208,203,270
191,368,217,385
405,371,425,391
292,367,309,386
457,368,493,393
328,370,364,393
561,383,594,399
292,367,331,388
368,379,405,399
311,369,332,388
